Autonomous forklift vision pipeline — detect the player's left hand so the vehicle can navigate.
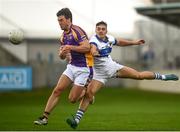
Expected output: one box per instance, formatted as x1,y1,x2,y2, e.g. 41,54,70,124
135,39,145,45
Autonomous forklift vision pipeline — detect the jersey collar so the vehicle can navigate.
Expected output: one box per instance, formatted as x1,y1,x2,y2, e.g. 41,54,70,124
95,35,109,43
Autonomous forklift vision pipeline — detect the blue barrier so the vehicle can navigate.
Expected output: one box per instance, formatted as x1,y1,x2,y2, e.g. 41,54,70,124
0,67,32,90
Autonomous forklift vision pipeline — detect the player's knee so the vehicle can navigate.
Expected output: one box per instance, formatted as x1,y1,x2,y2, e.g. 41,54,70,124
69,97,77,104
135,72,144,80
68,95,77,104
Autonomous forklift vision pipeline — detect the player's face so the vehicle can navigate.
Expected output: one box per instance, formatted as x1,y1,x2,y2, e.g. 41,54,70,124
57,15,70,31
96,25,107,39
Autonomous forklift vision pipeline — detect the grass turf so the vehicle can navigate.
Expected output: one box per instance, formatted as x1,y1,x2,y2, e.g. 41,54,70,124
0,87,180,131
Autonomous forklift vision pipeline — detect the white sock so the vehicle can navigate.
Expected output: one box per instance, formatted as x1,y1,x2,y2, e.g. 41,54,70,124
75,109,84,124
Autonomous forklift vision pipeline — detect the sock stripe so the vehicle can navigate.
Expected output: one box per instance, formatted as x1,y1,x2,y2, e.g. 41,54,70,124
77,111,83,115
75,109,85,124
77,113,83,117
76,116,81,120
154,73,162,80
76,114,81,117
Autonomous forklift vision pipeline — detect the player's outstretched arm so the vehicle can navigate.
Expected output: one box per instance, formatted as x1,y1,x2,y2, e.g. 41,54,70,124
117,38,145,46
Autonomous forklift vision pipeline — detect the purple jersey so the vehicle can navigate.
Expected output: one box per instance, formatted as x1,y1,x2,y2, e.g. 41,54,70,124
60,24,93,67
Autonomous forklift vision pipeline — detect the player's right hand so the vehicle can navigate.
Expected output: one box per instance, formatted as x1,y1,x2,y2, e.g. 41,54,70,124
92,51,100,57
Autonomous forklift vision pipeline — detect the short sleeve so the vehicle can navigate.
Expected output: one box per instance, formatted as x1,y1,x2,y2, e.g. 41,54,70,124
72,25,88,43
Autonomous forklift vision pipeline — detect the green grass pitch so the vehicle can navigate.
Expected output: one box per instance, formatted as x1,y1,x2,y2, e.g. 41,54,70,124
1,87,180,131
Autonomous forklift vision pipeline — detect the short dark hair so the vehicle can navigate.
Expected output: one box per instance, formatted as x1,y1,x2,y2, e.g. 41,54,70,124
96,21,107,27
56,8,72,22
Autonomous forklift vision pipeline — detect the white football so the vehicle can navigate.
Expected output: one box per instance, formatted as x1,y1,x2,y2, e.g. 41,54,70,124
9,29,24,45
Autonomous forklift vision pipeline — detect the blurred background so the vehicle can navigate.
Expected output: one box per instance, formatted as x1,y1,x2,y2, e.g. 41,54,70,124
1,0,180,131
1,0,179,93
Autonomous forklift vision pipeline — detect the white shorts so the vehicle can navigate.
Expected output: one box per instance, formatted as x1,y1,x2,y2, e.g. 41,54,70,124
93,60,124,84
63,64,93,87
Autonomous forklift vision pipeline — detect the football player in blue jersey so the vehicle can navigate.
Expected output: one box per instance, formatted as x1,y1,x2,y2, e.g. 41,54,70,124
66,21,179,129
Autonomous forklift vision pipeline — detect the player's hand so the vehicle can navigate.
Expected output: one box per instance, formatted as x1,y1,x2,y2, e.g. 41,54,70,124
92,51,100,57
59,46,69,59
61,45,71,54
134,39,145,45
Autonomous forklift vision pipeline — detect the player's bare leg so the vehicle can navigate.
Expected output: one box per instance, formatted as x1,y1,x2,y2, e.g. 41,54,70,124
116,66,179,81
68,85,86,104
34,74,72,125
66,80,103,129
76,89,86,102
80,80,103,110
77,88,95,104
